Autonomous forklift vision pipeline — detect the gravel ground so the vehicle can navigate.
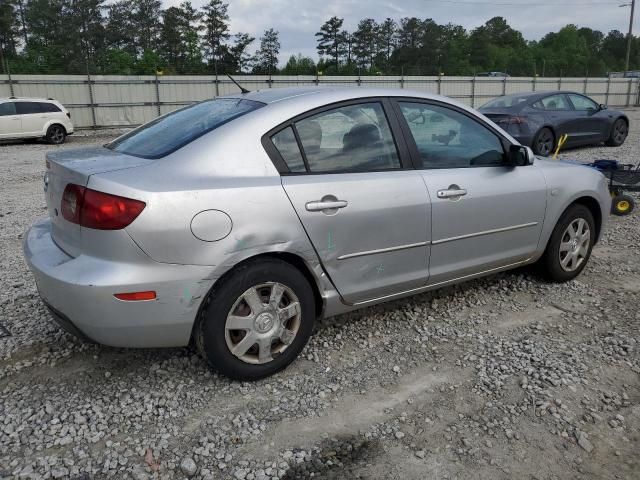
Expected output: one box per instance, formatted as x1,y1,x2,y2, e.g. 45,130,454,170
1,115,639,480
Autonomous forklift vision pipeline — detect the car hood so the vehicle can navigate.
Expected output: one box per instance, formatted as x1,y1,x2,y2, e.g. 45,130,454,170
533,156,608,186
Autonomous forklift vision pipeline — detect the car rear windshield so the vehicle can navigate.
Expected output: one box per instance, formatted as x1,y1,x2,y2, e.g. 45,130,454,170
106,98,264,159
482,95,531,108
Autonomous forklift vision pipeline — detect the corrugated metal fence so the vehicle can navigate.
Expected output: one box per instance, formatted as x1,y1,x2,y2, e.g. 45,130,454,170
1,74,638,129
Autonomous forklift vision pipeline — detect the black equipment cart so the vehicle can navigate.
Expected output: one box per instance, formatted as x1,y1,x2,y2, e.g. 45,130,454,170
589,160,639,216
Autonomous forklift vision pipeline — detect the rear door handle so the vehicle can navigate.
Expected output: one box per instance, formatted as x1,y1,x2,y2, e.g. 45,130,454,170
305,200,348,212
437,188,467,199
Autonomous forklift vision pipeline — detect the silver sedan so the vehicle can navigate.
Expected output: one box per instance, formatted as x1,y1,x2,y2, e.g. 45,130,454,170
23,87,611,380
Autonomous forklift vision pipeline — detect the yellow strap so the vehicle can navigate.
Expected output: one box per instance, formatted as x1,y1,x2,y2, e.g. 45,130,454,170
553,134,569,159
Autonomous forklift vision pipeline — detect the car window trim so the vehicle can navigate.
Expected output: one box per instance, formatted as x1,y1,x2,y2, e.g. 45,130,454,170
388,97,511,170
261,97,413,175
290,123,311,172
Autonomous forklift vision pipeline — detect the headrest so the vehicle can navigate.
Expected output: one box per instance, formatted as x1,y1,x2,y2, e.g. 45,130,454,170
343,124,381,151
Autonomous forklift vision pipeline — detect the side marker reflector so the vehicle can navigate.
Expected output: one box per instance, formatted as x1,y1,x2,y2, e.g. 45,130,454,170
114,291,156,301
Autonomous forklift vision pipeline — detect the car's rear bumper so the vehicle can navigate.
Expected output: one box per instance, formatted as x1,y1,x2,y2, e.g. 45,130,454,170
23,219,213,348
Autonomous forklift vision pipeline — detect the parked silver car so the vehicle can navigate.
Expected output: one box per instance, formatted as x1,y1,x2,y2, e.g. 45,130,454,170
24,87,611,380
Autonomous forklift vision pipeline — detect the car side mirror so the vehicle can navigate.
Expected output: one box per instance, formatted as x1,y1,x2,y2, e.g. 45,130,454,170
599,104,607,110
506,145,533,167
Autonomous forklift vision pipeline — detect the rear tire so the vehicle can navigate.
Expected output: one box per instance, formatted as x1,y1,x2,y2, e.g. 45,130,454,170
540,204,595,282
605,118,628,147
196,258,315,381
532,127,555,156
46,124,66,144
611,194,635,216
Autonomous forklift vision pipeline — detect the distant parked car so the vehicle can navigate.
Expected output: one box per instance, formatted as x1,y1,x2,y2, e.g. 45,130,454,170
24,87,611,380
479,91,628,156
477,72,510,77
0,97,74,144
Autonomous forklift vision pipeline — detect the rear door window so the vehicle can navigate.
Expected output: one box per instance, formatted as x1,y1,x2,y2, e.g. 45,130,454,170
16,102,42,114
0,102,17,116
293,102,401,173
107,98,264,159
539,94,571,110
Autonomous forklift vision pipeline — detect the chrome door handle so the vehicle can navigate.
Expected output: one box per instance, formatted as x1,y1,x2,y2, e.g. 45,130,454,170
305,200,348,212
437,188,467,199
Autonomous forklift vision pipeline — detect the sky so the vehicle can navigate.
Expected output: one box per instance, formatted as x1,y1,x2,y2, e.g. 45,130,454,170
164,0,636,64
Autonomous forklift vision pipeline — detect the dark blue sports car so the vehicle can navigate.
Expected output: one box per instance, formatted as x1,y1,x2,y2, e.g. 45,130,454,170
479,91,629,156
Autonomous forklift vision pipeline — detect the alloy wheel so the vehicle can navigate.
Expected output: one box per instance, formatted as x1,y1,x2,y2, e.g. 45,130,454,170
536,130,554,156
613,120,627,144
558,218,591,272
50,126,64,144
224,282,302,365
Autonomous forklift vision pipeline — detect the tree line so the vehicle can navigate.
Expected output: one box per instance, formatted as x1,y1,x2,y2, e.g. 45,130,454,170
1,0,639,77
0,0,280,75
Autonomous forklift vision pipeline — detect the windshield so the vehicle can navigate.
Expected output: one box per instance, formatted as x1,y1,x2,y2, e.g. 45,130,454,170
482,95,531,109
107,98,264,159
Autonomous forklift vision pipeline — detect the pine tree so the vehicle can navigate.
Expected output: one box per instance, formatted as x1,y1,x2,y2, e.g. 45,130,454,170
315,16,344,70
230,33,255,73
202,0,230,74
352,18,378,70
377,18,396,70
254,28,280,74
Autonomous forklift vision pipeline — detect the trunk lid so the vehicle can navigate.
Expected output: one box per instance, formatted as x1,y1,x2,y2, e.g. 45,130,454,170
45,147,153,257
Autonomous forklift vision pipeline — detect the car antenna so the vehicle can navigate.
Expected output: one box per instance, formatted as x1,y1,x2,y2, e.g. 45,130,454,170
226,74,250,94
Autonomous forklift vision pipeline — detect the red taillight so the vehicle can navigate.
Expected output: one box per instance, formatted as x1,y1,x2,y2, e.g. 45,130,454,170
114,291,156,301
61,184,145,230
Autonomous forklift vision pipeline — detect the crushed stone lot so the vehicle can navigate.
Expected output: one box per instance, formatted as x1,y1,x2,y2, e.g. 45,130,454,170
1,114,639,480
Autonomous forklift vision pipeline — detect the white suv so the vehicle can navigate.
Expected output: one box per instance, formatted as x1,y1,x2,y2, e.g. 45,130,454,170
0,97,74,144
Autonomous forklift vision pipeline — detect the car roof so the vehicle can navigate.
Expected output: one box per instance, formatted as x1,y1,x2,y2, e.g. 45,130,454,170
495,90,584,100
221,86,484,123
0,97,60,102
224,86,459,106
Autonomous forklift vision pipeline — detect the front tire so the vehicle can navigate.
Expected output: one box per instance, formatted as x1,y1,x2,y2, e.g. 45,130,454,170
540,204,595,282
46,124,66,144
532,127,555,156
196,258,315,381
606,118,628,147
